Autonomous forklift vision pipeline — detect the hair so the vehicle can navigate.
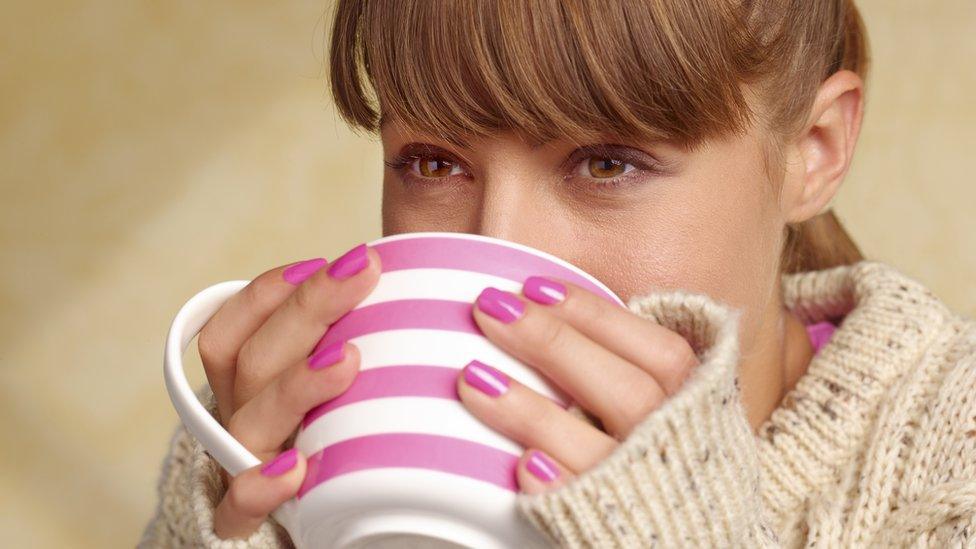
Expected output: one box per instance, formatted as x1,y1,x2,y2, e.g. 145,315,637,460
328,0,869,274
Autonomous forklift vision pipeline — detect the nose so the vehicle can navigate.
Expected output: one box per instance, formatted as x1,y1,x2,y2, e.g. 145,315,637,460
473,172,554,252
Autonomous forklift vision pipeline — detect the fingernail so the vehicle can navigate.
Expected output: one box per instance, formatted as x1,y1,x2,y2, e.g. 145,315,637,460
283,258,328,285
527,450,560,483
523,276,566,305
260,448,298,477
475,287,525,323
309,340,345,370
327,243,369,280
463,359,510,397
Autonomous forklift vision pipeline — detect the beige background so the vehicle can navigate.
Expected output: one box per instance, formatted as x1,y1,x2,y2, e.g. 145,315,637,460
1,1,973,547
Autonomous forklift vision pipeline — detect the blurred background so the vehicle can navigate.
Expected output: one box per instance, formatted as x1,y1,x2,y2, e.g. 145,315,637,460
0,1,973,546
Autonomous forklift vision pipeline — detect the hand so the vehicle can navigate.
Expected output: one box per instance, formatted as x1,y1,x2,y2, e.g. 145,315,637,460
457,276,700,493
196,244,381,540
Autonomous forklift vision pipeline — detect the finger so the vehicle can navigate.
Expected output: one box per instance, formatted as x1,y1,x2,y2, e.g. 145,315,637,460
472,287,666,439
233,243,381,409
516,448,575,494
213,448,306,541
456,359,618,473
228,341,361,459
199,258,328,423
521,276,699,395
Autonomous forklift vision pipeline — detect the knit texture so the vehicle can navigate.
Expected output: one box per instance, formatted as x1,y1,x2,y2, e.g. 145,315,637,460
139,260,976,547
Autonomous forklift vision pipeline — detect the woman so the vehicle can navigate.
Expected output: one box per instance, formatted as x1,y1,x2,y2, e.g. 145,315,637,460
141,0,976,547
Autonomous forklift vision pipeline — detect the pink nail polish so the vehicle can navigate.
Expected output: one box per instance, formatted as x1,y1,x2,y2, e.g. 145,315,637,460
327,243,369,280
523,276,566,305
463,360,510,397
476,287,525,323
526,450,560,483
260,448,298,477
283,258,328,285
309,340,345,370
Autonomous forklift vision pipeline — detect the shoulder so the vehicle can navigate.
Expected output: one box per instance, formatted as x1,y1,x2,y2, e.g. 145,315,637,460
918,313,976,447
871,314,976,543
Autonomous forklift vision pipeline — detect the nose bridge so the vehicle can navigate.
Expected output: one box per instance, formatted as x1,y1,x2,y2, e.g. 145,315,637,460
475,168,533,244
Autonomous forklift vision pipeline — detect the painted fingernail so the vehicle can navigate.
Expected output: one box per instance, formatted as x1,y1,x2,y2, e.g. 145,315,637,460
260,448,299,477
327,243,369,280
527,450,560,483
475,287,525,323
523,276,566,305
283,258,328,285
463,359,510,397
309,340,345,370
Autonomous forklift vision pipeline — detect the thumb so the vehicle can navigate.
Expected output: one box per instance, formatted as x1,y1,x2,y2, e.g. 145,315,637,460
213,448,306,540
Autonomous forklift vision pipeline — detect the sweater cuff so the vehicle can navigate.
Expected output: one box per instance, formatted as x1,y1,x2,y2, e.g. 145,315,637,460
515,290,780,548
140,384,293,548
190,385,293,548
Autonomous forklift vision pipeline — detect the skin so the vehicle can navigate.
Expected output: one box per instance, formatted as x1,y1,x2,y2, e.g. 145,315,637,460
205,70,863,538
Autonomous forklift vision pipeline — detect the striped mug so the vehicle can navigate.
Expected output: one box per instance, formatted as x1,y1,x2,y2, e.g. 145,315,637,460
164,232,624,548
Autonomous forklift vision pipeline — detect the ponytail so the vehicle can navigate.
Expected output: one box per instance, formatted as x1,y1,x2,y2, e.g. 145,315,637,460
780,1,870,274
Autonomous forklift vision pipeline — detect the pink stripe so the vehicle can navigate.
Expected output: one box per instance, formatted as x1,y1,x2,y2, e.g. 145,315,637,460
373,237,621,305
312,299,478,354
297,433,519,498
301,365,568,428
302,365,458,428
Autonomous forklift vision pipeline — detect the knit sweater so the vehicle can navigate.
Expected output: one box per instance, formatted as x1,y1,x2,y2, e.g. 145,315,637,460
140,260,976,548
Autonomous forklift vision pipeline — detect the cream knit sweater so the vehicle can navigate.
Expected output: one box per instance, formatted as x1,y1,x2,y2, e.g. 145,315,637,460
140,260,976,547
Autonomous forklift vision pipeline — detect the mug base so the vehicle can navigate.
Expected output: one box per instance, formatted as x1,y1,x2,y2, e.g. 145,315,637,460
328,511,501,549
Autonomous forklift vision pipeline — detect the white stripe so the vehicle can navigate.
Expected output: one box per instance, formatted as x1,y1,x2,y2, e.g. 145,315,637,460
369,231,622,307
350,329,570,405
296,468,544,548
297,397,523,456
358,268,521,306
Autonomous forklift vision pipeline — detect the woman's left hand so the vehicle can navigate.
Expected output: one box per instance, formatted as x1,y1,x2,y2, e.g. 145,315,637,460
457,276,701,494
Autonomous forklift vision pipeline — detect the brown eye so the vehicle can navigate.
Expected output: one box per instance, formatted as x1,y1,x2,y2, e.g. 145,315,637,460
416,156,464,178
585,157,634,179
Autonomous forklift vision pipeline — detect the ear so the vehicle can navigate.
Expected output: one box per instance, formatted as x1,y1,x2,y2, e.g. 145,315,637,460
780,70,865,224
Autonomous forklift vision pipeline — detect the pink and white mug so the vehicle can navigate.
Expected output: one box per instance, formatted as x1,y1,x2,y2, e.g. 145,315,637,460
164,232,624,548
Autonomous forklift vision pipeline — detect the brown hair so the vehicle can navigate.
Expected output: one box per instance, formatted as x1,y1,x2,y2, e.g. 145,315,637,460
328,0,869,274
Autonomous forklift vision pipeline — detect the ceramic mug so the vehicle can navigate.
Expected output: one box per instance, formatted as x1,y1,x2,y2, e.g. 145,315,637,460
164,232,625,548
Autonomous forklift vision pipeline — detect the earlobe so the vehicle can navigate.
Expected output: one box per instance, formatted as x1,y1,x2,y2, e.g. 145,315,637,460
783,70,865,224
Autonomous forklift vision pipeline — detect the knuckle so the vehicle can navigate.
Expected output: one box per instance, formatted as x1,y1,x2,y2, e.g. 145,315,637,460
197,326,226,370
234,340,258,384
538,317,570,351
611,379,663,432
660,332,698,371
498,394,552,443
566,287,605,322
224,479,263,521
292,282,320,314
226,409,247,440
241,275,279,312
275,373,306,417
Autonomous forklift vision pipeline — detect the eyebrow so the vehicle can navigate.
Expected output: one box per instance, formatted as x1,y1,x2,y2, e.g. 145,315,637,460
380,113,552,150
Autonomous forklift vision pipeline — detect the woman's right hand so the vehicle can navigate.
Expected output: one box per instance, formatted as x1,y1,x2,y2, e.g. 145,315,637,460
195,243,382,540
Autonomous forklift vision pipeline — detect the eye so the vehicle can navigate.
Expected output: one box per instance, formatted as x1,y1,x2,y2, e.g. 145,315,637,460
563,144,664,190
384,144,470,187
410,155,466,178
576,156,637,179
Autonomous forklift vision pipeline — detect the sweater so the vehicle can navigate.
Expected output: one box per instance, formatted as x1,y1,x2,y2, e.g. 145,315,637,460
139,260,976,548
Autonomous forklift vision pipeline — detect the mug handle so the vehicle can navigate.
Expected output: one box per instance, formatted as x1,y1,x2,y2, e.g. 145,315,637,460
163,279,298,532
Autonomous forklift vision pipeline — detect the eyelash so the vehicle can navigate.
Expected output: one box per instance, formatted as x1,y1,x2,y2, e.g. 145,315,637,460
383,145,663,191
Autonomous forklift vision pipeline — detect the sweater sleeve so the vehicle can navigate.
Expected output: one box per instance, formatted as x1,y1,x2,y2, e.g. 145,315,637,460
138,383,295,549
515,291,781,548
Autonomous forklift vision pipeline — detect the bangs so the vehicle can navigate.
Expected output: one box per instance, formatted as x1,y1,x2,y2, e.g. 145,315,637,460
329,0,756,149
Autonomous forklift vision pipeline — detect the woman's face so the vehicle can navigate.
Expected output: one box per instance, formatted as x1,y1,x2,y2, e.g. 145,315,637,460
380,120,787,349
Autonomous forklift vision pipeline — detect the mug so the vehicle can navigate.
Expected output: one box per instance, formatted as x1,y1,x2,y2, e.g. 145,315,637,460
164,232,625,548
